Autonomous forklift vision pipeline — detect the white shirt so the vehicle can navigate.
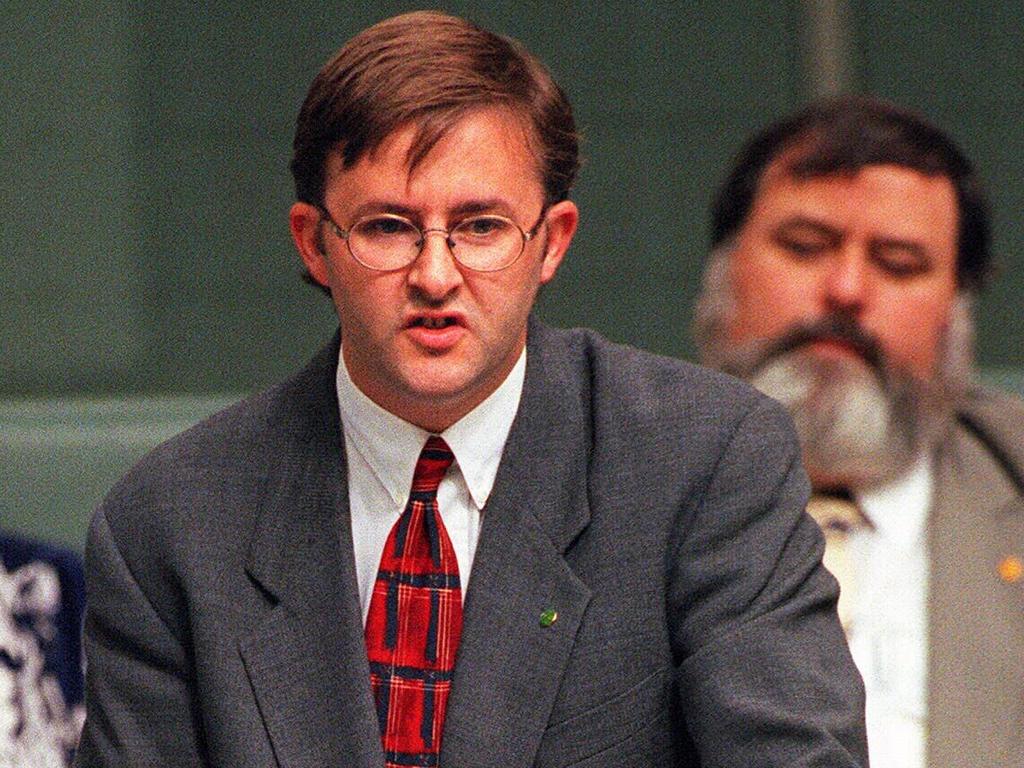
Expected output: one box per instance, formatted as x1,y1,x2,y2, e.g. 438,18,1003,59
848,455,933,768
335,346,526,623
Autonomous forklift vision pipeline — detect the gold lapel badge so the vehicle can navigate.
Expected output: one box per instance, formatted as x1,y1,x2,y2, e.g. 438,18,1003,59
997,555,1023,584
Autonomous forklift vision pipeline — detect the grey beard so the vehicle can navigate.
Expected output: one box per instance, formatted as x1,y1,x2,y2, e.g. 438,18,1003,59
693,245,974,490
749,349,923,488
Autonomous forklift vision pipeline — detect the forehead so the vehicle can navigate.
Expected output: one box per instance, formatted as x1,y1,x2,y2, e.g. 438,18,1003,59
746,159,959,254
324,107,543,207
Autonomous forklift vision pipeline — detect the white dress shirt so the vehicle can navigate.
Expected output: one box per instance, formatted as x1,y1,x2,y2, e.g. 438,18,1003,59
335,346,526,623
848,454,933,768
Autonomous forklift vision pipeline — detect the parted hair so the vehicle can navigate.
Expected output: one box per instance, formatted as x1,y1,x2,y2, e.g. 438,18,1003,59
290,11,580,209
710,95,992,290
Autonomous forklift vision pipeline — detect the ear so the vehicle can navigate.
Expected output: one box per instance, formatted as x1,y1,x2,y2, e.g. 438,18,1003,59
537,199,579,285
289,201,330,287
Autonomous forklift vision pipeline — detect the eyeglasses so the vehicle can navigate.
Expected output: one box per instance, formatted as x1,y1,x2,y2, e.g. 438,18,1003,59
318,207,546,272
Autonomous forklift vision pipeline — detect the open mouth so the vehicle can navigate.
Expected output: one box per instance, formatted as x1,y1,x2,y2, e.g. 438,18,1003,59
411,316,459,330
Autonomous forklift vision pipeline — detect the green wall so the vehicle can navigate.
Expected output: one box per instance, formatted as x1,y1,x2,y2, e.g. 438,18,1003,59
3,1,808,398
3,2,1022,549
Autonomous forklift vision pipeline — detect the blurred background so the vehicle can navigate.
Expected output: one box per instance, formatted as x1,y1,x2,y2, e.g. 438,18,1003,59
3,0,1022,550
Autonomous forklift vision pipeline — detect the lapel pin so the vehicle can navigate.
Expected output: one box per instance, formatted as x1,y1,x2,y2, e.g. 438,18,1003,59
997,555,1022,584
539,608,558,628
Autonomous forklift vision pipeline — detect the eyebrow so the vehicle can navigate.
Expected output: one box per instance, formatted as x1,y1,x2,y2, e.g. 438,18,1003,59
448,199,516,217
348,201,418,220
348,198,516,222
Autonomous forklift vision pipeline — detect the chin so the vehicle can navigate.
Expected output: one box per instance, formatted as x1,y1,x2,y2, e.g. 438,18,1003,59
398,366,481,406
751,351,918,488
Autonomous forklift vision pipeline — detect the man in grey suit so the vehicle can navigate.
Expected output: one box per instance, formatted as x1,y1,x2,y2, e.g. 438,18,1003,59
74,12,867,767
695,95,1024,768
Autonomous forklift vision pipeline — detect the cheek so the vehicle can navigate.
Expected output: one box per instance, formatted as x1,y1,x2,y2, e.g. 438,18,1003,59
474,263,543,321
873,295,953,377
482,284,534,336
330,269,400,332
727,256,817,341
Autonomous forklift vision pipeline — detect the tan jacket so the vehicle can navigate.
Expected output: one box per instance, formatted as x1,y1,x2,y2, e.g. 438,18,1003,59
928,387,1024,767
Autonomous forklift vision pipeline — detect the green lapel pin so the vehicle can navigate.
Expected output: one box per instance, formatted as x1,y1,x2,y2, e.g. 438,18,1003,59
539,608,558,627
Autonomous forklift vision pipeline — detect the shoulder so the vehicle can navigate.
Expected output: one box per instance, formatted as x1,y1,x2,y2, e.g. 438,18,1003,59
111,336,337,484
532,320,788,435
959,385,1024,430
528,321,801,505
93,336,340,558
956,385,1024,488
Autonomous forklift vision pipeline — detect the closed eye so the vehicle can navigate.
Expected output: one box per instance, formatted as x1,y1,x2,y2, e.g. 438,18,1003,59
774,232,835,260
772,220,841,261
871,241,931,278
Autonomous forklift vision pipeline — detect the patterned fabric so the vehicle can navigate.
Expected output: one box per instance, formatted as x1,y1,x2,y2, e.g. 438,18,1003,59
0,533,85,768
806,493,872,632
365,437,461,768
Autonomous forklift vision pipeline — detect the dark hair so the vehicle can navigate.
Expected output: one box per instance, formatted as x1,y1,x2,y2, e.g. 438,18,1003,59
290,11,579,209
710,95,991,291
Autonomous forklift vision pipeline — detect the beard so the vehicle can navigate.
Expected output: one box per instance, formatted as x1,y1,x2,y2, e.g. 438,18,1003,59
693,246,974,490
732,317,930,488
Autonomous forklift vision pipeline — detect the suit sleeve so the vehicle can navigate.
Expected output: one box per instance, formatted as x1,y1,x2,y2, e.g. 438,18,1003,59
74,504,207,767
669,396,868,767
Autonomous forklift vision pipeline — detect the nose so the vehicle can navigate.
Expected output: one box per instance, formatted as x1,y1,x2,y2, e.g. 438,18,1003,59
419,227,457,253
823,245,870,314
406,229,463,301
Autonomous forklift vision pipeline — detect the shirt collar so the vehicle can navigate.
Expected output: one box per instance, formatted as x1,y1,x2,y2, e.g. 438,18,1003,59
854,453,934,545
335,346,526,510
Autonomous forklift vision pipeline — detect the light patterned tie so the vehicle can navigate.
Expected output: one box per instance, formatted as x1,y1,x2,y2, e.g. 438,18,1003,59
364,436,460,768
806,492,872,632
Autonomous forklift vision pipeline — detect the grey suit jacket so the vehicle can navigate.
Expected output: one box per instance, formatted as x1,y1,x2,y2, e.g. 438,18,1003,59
928,388,1024,768
75,320,867,767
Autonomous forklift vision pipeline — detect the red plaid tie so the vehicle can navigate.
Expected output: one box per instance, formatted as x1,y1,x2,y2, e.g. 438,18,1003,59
364,436,461,768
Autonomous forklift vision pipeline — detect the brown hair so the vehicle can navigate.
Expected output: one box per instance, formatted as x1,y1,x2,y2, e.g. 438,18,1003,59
710,95,991,291
290,11,580,209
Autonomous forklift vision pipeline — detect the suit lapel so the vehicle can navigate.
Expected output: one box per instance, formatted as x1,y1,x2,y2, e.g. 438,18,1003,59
441,321,594,768
928,420,1024,767
239,337,383,768
235,323,596,768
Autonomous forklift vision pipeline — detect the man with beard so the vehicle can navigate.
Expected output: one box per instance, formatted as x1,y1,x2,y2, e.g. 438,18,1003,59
694,95,1024,768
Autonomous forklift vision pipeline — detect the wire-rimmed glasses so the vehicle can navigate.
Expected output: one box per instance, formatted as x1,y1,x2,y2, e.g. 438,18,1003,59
318,207,546,272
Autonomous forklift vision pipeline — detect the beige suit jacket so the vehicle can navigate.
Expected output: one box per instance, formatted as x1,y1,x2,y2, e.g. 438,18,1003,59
927,387,1024,767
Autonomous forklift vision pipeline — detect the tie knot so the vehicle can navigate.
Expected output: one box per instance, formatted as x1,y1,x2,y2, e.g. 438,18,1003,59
411,436,454,496
806,492,872,535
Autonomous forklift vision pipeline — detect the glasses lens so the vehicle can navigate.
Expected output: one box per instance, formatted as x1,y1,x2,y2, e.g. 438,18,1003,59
349,215,421,269
451,215,524,271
